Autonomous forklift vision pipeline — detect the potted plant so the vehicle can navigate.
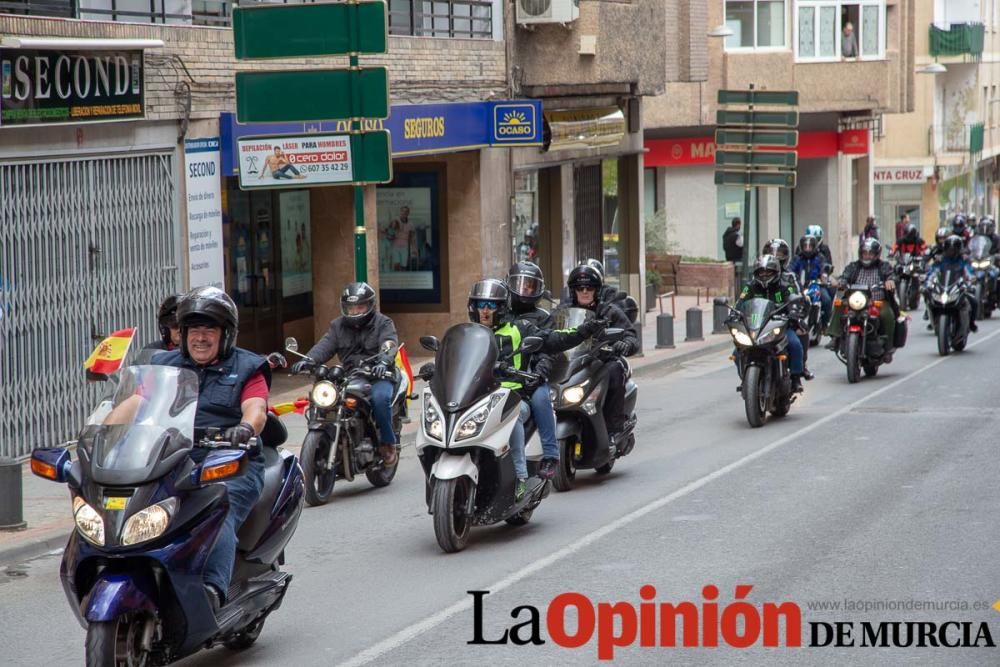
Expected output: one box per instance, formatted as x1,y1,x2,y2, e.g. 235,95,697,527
645,269,663,312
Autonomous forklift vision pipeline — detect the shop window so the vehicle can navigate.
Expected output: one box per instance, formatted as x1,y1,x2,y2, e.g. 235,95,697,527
795,1,885,61
602,160,621,287
513,171,541,265
643,168,657,221
725,0,787,50
277,190,313,321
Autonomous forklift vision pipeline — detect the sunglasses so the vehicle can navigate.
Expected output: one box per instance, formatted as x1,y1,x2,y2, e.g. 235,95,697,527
574,286,596,293
475,300,501,310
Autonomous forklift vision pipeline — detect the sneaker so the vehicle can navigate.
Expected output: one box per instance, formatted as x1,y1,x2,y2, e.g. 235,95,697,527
802,367,815,381
791,376,804,393
379,444,398,466
926,323,934,331
538,458,558,480
515,478,528,502
205,584,223,612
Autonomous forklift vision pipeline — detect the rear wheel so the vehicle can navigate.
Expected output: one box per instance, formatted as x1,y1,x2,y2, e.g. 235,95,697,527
908,282,921,310
85,614,153,667
432,477,472,553
937,314,951,356
301,432,336,506
552,438,577,492
743,365,766,427
845,333,861,384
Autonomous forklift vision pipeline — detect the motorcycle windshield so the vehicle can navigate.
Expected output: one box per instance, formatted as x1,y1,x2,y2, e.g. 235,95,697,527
549,307,597,384
430,323,498,413
969,236,991,261
737,298,779,335
87,366,199,483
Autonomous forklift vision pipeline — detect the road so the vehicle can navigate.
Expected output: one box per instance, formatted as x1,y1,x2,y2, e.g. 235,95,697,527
3,318,1000,666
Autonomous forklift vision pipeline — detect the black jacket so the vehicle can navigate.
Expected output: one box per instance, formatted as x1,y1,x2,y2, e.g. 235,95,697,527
306,312,398,369
723,226,743,261
579,299,639,356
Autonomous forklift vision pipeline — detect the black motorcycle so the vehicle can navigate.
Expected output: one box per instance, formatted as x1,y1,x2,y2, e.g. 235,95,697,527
895,252,925,311
924,270,971,356
969,235,997,319
548,307,637,491
727,297,797,427
285,337,405,506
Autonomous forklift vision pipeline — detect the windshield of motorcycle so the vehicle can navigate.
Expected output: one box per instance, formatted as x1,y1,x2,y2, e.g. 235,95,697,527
929,268,964,289
736,298,779,335
88,366,199,479
969,236,991,261
430,323,498,413
550,307,597,359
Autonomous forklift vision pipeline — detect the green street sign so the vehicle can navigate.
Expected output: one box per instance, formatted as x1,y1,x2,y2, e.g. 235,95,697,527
715,150,798,169
715,129,799,148
714,170,797,188
718,89,799,106
235,68,389,123
351,131,392,183
233,1,388,59
716,110,799,128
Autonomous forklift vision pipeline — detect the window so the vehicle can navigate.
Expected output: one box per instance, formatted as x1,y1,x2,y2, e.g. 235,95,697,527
725,0,787,49
795,1,885,61
389,0,493,39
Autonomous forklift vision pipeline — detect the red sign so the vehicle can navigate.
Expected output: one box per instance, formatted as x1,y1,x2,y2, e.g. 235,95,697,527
646,130,867,167
838,129,869,154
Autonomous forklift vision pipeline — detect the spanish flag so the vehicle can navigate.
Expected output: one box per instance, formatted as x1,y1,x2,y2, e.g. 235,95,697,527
83,328,136,375
269,398,309,416
396,344,414,396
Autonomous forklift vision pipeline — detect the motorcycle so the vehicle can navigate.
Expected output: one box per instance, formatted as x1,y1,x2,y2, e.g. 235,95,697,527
415,324,550,553
894,252,925,311
968,235,997,319
30,364,304,665
547,306,638,491
924,269,971,356
284,337,406,506
726,297,797,427
799,273,828,347
833,284,893,382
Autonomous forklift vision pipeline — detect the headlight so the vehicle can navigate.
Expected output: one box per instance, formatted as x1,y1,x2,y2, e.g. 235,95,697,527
456,392,504,441
730,328,753,347
560,382,588,406
121,498,176,546
423,396,444,441
848,292,868,311
311,381,339,408
582,383,604,416
757,326,784,344
73,496,104,546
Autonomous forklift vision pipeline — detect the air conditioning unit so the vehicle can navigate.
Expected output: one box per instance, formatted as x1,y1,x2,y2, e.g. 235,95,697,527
516,0,579,25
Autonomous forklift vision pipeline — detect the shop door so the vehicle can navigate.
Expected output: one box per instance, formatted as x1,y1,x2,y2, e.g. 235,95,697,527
229,189,281,353
574,164,603,264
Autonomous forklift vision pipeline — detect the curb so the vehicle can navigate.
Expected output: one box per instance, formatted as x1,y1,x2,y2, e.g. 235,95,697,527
0,530,69,568
631,338,732,378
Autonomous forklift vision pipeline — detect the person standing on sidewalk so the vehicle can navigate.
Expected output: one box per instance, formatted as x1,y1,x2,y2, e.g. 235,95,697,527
724,217,744,295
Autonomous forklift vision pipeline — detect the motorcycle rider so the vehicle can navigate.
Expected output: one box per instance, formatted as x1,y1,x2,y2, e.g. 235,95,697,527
825,238,900,361
891,223,927,259
927,235,979,333
859,216,880,246
765,238,814,378
152,286,270,610
290,282,400,466
789,235,832,332
138,295,181,361
733,255,806,393
952,214,973,246
567,264,638,448
927,226,952,264
805,224,834,270
977,216,1000,254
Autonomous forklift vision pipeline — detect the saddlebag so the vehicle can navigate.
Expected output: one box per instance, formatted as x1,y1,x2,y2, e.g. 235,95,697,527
893,317,909,348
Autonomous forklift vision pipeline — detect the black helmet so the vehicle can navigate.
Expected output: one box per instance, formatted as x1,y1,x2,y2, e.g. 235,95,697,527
567,264,604,307
763,239,791,270
340,282,377,328
977,217,996,236
952,214,968,235
582,258,606,282
506,261,544,312
468,279,509,326
176,286,239,360
903,223,918,243
752,255,781,289
798,235,818,258
943,235,964,259
935,226,951,245
622,295,639,324
157,294,182,346
859,238,882,267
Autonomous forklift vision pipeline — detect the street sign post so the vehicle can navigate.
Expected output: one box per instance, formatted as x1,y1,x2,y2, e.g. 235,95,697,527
715,110,799,128
718,90,799,106
235,68,389,124
714,171,797,188
715,129,799,148
715,150,798,169
233,1,388,58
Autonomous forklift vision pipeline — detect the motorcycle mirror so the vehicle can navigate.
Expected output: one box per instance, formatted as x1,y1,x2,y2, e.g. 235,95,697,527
521,336,544,355
418,362,435,381
284,337,299,353
600,327,626,343
30,448,71,483
86,370,110,384
419,335,440,352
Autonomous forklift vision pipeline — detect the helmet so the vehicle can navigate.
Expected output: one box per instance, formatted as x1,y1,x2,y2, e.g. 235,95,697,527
505,261,545,312
859,238,882,267
805,225,825,244
752,255,781,289
622,295,639,324
798,235,818,258
582,258,606,282
176,286,239,360
943,235,964,259
568,264,604,290
977,217,996,236
157,294,182,346
952,214,968,235
468,279,509,326
903,223,919,243
935,226,951,245
762,239,791,270
340,282,377,329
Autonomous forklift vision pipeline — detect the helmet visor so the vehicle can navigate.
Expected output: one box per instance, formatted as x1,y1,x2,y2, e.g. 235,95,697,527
754,269,777,283
508,274,543,299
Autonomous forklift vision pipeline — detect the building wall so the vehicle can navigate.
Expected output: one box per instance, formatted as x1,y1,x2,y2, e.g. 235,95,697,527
661,165,717,259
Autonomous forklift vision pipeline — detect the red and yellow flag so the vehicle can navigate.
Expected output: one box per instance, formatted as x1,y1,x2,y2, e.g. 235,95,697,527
396,344,414,396
83,328,136,375
269,398,309,416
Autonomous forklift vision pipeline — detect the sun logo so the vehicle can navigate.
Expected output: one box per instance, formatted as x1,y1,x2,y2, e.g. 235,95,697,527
502,111,527,125
497,108,534,137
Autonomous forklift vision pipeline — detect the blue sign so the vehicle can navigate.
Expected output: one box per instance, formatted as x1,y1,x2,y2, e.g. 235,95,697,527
219,99,543,176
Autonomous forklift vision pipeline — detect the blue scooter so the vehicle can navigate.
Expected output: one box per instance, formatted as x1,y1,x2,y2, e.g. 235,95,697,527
31,364,304,665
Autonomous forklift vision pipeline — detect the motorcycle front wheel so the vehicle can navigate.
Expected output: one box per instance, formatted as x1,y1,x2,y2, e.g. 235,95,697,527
552,438,577,492
86,614,153,667
432,477,473,553
365,451,399,488
845,333,861,384
743,365,766,427
301,432,336,506
937,314,951,356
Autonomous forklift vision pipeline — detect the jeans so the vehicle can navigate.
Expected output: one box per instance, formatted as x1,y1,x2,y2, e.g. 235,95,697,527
817,288,833,326
603,360,627,432
786,330,804,375
204,459,265,599
273,164,301,179
529,384,559,460
508,402,530,479
370,379,397,445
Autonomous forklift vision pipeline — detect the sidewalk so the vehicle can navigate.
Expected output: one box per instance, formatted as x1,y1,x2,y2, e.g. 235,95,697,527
0,295,731,567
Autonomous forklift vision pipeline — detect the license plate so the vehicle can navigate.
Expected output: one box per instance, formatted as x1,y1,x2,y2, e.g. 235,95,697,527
103,496,128,511
574,442,582,458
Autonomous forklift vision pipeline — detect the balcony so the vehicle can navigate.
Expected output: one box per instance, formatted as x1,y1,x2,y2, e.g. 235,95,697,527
929,122,985,155
929,22,985,58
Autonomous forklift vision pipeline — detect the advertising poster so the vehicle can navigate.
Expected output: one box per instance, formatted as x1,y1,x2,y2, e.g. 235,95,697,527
237,134,352,189
377,187,435,292
184,137,225,290
279,190,311,297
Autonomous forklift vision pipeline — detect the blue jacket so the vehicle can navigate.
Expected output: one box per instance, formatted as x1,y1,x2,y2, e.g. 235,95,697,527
788,254,825,283
927,257,973,279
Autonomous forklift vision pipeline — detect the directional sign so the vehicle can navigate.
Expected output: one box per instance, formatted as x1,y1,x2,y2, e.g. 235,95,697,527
237,131,391,190
233,1,388,59
716,110,799,128
715,150,798,169
236,68,389,123
718,90,799,106
714,170,797,188
715,129,799,148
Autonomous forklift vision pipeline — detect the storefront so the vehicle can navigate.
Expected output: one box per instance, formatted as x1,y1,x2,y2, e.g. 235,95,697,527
872,165,934,243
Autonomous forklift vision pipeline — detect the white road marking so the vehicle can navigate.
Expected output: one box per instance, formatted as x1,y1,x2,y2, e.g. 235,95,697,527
337,327,1000,667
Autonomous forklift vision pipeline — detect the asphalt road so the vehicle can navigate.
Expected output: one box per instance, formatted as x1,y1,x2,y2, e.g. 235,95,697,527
3,317,1000,666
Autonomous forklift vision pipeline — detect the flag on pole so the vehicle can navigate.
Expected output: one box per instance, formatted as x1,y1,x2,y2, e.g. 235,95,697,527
269,398,309,416
83,328,136,375
396,344,414,396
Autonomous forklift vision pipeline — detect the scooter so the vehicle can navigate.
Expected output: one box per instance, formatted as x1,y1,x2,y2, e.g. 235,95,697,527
31,364,304,665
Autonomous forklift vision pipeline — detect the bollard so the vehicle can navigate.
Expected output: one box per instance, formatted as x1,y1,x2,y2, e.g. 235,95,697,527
0,457,26,531
712,297,730,334
655,313,675,349
685,307,704,342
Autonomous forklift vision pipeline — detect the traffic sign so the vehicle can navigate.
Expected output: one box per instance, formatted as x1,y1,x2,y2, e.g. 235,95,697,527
716,110,799,128
715,129,799,148
235,68,389,124
233,1,388,59
714,171,797,188
351,131,392,183
718,90,799,106
715,150,798,169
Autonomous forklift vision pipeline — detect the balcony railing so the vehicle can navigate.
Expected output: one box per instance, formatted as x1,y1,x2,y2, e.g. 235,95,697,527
929,22,985,58
0,0,493,35
929,122,985,154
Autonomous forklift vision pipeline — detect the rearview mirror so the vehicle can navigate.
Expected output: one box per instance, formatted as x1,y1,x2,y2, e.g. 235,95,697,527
420,336,440,352
600,328,625,343
30,448,71,483
521,336,544,355
285,337,299,353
